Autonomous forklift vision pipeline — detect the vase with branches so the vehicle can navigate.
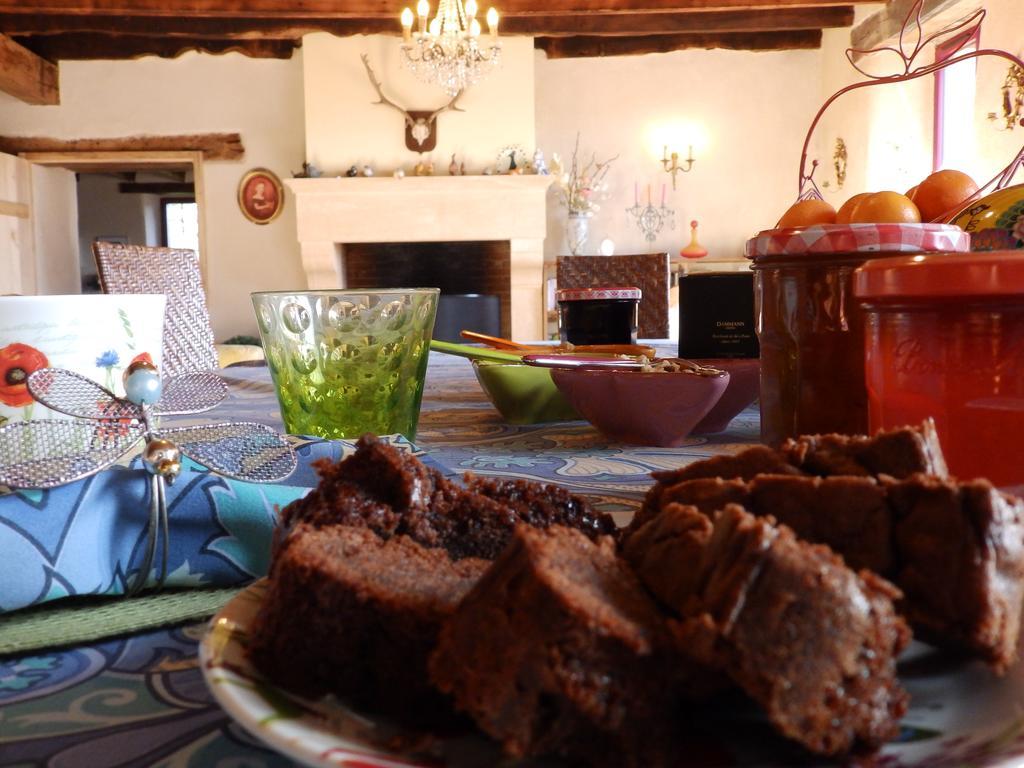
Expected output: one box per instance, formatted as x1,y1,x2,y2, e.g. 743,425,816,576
552,134,617,254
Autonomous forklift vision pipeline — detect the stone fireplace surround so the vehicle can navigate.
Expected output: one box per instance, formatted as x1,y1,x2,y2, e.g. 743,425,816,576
285,176,554,341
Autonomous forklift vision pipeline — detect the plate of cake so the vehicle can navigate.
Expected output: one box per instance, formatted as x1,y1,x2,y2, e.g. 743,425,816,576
200,430,1024,768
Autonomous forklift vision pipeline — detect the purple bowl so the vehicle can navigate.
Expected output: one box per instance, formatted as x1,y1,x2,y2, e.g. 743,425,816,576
690,358,761,434
549,367,729,447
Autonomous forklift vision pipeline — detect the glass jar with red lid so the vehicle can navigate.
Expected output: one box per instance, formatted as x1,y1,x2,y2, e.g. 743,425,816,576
854,250,1024,488
556,286,641,346
745,223,970,446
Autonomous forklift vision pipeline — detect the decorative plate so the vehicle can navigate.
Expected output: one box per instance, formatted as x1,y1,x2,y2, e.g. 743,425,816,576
201,581,1024,768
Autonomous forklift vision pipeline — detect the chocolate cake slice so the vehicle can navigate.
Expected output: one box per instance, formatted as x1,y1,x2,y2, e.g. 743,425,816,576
887,475,1024,672
634,468,1024,670
248,523,489,725
277,435,617,562
429,525,685,767
782,418,948,479
624,504,910,757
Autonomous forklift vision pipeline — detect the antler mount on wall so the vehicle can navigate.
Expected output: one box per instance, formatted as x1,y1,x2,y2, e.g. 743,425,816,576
361,54,464,152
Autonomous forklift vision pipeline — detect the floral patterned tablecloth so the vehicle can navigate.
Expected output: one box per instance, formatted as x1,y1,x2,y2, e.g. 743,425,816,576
0,352,759,767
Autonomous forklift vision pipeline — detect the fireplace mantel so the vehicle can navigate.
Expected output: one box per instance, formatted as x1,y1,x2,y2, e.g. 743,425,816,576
286,175,554,339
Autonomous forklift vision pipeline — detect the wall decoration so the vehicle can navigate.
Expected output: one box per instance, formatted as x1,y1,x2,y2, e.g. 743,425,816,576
833,138,847,189
361,54,464,152
989,63,1024,130
495,145,527,175
626,183,674,243
238,168,284,225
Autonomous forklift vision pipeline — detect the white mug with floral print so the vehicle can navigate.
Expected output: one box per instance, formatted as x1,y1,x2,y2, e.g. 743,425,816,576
0,295,166,425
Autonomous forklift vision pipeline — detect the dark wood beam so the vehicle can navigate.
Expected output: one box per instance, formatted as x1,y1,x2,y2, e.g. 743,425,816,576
14,32,297,59
536,28,821,57
0,32,58,105
0,133,245,160
0,0,891,18
118,181,195,194
0,6,854,37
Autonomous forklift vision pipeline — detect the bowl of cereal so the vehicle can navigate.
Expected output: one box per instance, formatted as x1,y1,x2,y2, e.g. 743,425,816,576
540,358,729,446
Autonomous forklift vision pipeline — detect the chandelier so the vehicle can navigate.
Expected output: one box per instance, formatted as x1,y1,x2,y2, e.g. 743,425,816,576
400,0,501,96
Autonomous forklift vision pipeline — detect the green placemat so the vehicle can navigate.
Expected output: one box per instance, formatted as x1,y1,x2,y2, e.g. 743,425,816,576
0,586,241,657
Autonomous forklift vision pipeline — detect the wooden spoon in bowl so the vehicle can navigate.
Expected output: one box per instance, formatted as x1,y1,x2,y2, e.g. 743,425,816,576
460,330,657,358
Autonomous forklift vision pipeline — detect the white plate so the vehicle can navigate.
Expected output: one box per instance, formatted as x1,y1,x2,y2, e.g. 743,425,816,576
200,580,1024,768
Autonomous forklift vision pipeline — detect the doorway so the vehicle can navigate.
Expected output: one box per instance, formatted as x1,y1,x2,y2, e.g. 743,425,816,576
21,151,207,293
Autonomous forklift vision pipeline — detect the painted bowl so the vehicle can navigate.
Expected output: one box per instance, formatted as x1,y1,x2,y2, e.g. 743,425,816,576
950,183,1024,251
548,365,729,446
472,360,580,424
690,358,761,434
0,294,166,424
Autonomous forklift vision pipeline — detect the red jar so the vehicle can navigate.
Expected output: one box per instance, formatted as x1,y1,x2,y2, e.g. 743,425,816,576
746,223,969,446
854,251,1024,488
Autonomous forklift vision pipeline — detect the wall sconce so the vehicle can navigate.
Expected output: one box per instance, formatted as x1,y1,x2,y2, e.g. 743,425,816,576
661,144,695,190
988,63,1024,130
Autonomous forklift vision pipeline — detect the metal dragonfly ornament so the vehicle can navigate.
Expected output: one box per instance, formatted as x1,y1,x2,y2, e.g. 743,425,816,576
0,359,297,595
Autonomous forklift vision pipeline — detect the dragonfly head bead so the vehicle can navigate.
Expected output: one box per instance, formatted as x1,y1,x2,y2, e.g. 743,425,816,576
143,438,181,480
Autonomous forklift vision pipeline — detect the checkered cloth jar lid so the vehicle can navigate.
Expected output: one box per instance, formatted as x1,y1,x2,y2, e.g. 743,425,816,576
555,286,642,302
745,223,970,259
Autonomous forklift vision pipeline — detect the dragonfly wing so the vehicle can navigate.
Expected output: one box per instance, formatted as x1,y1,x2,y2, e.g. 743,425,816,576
155,372,228,416
28,368,139,420
162,422,296,483
0,420,142,488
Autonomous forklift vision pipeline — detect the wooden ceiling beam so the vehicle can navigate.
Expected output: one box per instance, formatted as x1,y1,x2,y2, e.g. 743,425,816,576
0,0,889,18
851,0,973,56
0,6,853,37
0,133,244,160
536,28,821,57
0,32,58,105
14,32,298,59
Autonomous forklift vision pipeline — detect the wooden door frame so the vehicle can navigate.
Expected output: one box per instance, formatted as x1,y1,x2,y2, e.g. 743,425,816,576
19,150,208,283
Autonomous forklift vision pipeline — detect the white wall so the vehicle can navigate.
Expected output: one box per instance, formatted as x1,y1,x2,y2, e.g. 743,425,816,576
302,33,536,175
30,165,80,295
534,46,825,262
0,51,308,340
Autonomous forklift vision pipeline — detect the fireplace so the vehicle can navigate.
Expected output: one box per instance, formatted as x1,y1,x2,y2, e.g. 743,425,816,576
344,241,511,337
285,176,554,340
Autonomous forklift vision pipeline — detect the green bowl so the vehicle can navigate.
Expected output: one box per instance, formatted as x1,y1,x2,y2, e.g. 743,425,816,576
472,360,581,424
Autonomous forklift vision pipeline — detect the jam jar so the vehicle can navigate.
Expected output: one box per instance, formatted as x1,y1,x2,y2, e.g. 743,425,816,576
855,251,1024,488
556,286,640,345
745,223,969,446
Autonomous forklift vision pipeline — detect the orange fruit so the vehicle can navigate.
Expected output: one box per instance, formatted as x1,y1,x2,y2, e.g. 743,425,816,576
777,199,836,228
848,191,921,224
912,170,978,222
835,193,872,224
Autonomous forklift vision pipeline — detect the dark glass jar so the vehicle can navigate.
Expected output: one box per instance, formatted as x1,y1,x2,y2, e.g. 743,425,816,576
556,286,640,346
745,223,969,446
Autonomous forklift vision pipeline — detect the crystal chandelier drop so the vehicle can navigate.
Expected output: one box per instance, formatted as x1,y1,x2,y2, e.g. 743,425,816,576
400,0,501,96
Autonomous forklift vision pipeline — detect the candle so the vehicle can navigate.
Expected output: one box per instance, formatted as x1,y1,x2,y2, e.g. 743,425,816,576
401,7,414,41
486,7,499,39
634,181,638,206
417,0,429,34
661,183,666,207
662,145,668,163
647,184,651,206
688,144,694,163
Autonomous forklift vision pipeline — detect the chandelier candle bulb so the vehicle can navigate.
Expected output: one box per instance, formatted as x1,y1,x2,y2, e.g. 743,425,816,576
466,0,477,17
487,7,498,38
470,18,481,36
401,8,414,41
417,0,429,32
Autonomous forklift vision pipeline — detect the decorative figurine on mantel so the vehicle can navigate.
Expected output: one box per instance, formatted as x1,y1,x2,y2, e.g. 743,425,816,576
292,162,322,179
361,164,375,177
346,165,359,177
414,155,434,176
449,153,459,176
532,148,549,175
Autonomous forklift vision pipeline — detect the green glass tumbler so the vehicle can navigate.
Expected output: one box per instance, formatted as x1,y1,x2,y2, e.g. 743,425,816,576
252,288,439,440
